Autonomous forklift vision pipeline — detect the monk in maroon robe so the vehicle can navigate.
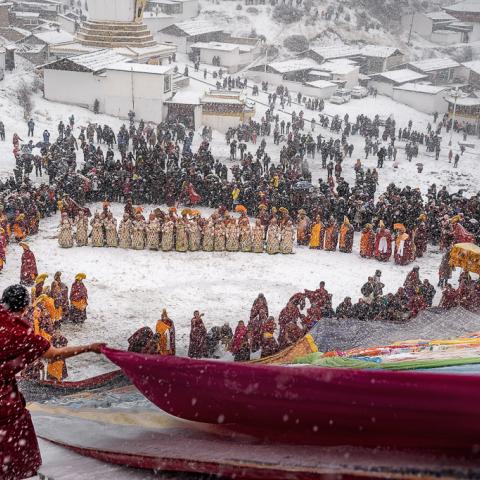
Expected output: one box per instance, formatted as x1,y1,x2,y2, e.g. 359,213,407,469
407,290,427,319
403,267,421,298
230,321,250,362
70,274,88,323
374,223,392,262
414,222,428,258
439,284,458,310
188,311,208,358
248,294,268,352
278,300,304,350
260,317,279,358
19,243,37,286
0,284,103,480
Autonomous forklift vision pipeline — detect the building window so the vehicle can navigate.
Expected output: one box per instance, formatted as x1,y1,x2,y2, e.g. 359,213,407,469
164,74,171,93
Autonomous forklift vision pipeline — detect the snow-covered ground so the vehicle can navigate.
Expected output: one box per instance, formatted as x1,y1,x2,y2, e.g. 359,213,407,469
0,60,478,379
0,203,455,378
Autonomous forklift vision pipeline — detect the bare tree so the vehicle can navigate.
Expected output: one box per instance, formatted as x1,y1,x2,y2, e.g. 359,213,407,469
15,81,33,120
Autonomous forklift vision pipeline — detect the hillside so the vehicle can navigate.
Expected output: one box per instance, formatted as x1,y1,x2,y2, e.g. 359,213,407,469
196,0,478,62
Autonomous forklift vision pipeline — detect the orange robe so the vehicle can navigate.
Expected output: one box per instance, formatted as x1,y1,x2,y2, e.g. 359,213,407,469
360,229,375,258
309,222,324,249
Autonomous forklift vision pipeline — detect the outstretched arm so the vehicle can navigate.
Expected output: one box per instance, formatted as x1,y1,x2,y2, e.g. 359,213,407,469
42,343,105,361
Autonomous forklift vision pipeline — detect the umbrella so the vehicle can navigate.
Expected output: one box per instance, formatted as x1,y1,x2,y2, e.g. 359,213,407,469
294,181,313,190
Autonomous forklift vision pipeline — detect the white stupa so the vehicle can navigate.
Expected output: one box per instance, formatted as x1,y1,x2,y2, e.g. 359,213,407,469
77,0,156,48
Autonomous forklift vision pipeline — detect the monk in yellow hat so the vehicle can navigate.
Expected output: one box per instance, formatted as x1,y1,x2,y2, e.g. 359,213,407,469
32,273,48,302
70,273,88,323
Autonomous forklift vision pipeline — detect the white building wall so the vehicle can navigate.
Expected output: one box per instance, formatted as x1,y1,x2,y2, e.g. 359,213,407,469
202,113,244,133
431,30,462,45
298,83,336,99
412,13,433,37
392,89,448,114
58,15,77,34
87,0,136,22
156,32,187,52
179,0,198,19
43,69,103,109
199,47,240,69
103,69,173,123
331,67,359,89
471,22,480,41
369,80,394,97
0,51,5,72
143,14,175,33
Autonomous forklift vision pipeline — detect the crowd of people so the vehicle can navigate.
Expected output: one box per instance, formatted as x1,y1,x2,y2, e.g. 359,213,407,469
127,265,480,363
58,203,295,254
0,99,477,376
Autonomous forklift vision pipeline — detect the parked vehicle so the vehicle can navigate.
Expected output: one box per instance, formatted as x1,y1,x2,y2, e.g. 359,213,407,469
351,86,368,99
330,89,351,104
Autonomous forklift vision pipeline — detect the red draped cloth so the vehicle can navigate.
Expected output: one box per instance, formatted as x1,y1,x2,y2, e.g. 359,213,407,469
102,347,480,450
0,306,50,480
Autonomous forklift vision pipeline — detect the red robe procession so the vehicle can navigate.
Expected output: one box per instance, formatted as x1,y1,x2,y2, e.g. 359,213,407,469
0,306,50,480
20,245,38,286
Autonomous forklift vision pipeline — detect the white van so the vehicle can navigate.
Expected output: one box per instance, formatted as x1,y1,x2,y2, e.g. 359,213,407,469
330,89,351,104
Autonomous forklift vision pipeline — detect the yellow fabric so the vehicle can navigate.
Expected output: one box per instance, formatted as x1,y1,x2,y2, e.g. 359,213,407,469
232,188,240,200
44,296,61,322
305,334,318,353
71,298,87,311
309,223,322,248
13,224,25,240
156,320,170,335
47,360,65,382
449,242,480,274
339,225,349,247
263,332,273,338
33,314,52,343
396,232,409,246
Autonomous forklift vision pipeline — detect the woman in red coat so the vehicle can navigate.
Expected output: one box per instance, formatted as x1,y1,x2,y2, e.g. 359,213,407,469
0,284,104,480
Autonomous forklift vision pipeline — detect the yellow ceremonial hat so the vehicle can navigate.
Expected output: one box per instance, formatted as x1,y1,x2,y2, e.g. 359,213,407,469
35,273,48,284
75,273,86,281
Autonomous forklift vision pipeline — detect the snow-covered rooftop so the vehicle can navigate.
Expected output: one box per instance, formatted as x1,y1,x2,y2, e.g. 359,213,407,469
14,11,39,17
317,60,358,75
444,1,480,14
42,49,128,72
305,79,337,89
165,20,223,36
165,88,201,104
445,96,480,106
33,29,74,44
360,45,401,58
394,83,449,94
373,69,429,84
463,60,480,76
268,58,318,73
69,50,127,72
190,41,239,52
309,45,361,60
424,11,456,21
408,58,460,72
106,62,173,75
143,11,173,18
